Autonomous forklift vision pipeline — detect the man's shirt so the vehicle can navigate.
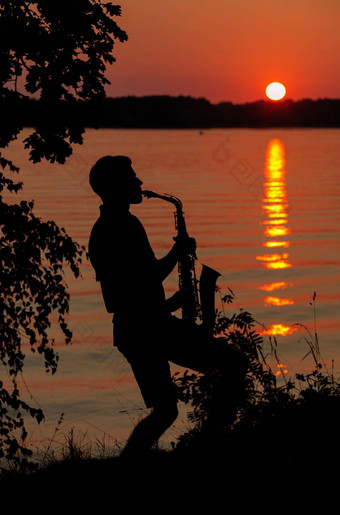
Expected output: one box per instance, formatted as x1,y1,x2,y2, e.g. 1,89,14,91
88,204,166,322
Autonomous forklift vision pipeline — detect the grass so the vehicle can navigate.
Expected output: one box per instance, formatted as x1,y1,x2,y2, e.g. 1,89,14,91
1,405,339,506
1,380,339,506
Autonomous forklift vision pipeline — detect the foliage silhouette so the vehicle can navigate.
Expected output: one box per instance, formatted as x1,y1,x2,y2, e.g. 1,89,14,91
0,0,127,470
174,291,340,464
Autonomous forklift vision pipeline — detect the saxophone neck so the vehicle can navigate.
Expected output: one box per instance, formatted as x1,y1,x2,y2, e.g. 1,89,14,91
142,190,182,209
142,189,186,235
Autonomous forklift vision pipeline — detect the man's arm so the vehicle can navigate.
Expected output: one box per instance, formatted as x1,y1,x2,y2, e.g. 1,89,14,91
157,237,197,281
157,243,179,281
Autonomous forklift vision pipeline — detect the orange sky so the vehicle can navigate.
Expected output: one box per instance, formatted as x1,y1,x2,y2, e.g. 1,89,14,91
106,0,340,103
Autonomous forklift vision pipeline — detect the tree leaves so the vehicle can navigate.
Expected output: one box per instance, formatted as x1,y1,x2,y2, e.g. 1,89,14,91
1,0,125,468
0,0,128,163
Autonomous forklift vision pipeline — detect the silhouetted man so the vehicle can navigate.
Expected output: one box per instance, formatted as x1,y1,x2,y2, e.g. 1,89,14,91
88,155,248,459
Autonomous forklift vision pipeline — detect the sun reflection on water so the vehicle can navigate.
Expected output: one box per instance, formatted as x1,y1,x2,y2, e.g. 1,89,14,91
262,324,296,337
257,139,296,338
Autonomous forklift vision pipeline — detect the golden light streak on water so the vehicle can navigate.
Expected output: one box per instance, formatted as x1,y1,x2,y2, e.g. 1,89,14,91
265,261,292,269
257,252,292,269
261,219,287,225
257,139,291,269
262,324,298,336
264,296,294,306
257,138,295,335
263,241,290,248
264,225,291,238
256,253,289,262
259,282,291,292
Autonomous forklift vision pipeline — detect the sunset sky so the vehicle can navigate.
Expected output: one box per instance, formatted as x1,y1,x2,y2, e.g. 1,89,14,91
107,0,340,104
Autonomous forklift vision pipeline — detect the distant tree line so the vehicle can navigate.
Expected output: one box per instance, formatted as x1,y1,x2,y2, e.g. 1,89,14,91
2,95,340,129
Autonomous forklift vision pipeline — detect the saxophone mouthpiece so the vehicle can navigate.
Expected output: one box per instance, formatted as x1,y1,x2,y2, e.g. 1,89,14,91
142,190,157,198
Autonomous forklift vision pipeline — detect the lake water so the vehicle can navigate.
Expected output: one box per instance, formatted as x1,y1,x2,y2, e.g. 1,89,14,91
2,128,340,455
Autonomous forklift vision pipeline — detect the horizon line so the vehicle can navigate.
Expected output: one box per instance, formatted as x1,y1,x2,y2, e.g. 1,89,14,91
83,94,340,106
20,94,340,106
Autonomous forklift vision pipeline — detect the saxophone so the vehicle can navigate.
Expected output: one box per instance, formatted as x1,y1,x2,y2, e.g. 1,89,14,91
142,190,221,333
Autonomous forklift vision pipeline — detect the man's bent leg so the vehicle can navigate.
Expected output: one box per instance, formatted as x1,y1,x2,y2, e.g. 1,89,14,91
166,319,249,432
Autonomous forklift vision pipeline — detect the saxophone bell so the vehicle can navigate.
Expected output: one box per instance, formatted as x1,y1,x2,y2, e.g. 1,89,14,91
199,264,221,334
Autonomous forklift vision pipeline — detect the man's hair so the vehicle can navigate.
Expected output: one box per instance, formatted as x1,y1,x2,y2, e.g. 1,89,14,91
89,155,132,198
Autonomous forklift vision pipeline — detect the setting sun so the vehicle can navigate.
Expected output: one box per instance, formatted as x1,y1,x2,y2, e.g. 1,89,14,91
266,82,286,101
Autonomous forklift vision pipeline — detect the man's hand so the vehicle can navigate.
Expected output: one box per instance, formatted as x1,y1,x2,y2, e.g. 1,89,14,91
173,236,197,258
164,290,183,313
157,236,197,281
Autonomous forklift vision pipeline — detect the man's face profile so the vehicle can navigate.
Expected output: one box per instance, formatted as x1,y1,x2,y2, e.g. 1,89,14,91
122,165,143,204
108,163,143,205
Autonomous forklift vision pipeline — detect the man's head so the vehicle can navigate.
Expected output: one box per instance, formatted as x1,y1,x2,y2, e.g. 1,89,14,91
89,155,143,205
